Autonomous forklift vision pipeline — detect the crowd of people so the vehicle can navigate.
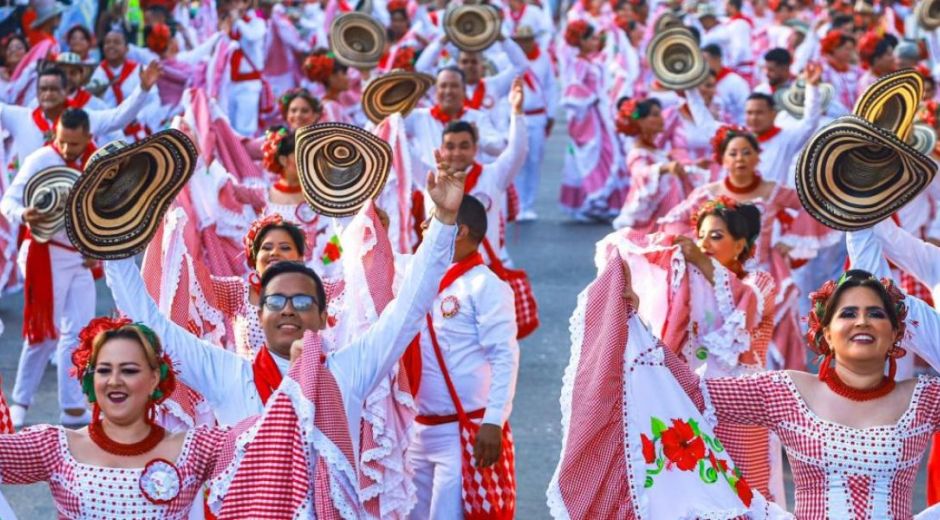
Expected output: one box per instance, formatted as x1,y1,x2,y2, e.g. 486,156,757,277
0,0,936,517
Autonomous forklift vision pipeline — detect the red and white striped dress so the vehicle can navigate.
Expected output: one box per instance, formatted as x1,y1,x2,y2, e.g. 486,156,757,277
666,352,940,518
0,426,226,519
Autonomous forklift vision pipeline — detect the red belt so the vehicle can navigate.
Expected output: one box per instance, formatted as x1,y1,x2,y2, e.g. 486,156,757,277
524,108,547,116
415,407,485,425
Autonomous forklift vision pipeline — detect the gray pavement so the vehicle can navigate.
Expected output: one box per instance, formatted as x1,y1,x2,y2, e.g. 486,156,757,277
0,126,930,517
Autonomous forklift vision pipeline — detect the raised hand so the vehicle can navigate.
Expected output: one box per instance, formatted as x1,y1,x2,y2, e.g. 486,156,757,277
140,61,162,91
426,149,468,225
510,76,525,115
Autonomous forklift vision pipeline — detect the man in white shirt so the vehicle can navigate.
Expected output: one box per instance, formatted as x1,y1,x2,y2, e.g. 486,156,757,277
0,65,158,173
428,79,528,265
88,30,162,140
753,48,794,95
408,194,520,520
703,43,750,126
217,0,267,136
0,109,99,428
406,67,506,174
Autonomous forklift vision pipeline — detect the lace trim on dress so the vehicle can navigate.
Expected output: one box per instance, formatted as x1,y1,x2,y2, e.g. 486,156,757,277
697,259,752,371
775,228,844,261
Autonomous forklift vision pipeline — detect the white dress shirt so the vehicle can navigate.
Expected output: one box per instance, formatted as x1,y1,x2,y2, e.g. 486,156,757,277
416,263,519,426
406,107,506,173
715,71,750,125
105,218,456,459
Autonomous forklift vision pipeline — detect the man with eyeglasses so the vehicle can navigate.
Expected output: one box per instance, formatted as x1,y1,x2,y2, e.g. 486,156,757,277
103,159,467,434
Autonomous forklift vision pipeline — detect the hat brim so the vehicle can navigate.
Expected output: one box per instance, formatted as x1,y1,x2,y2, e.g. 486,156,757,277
295,122,392,218
65,129,197,259
776,83,834,118
361,71,434,124
30,5,64,29
852,68,923,140
647,28,709,91
796,116,938,231
444,4,501,53
24,166,80,243
918,0,940,30
654,12,684,32
330,13,386,69
910,123,937,156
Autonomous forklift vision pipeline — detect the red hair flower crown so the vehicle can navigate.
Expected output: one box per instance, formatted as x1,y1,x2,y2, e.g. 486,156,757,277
616,98,641,136
710,124,753,163
303,52,336,84
243,213,285,270
72,317,177,405
391,46,417,71
564,20,591,48
262,127,289,175
146,23,172,54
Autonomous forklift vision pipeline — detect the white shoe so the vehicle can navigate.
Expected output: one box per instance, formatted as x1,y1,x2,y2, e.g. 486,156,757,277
517,210,538,222
9,404,26,429
60,409,91,428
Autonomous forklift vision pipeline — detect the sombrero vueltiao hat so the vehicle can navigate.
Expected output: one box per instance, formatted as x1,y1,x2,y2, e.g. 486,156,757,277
909,123,937,156
653,11,685,32
917,0,940,30
774,78,834,118
295,122,391,217
361,70,434,124
330,13,386,69
795,69,938,231
443,3,501,52
24,166,80,243
65,129,197,259
647,27,709,91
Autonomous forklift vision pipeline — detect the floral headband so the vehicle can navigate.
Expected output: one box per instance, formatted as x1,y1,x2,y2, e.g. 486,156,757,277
72,317,177,405
262,127,289,175
710,124,753,163
690,196,757,257
303,52,336,84
615,99,641,136
805,273,908,356
243,213,285,269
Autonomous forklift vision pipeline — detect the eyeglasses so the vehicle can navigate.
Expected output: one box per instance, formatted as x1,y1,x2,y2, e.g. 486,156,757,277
261,294,318,312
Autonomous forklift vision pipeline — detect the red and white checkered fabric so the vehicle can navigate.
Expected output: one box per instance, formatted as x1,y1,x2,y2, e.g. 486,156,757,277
505,185,520,223
481,238,539,340
458,420,516,519
0,380,12,434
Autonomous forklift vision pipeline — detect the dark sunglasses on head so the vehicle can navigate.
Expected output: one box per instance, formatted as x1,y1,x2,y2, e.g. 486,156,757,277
261,294,318,312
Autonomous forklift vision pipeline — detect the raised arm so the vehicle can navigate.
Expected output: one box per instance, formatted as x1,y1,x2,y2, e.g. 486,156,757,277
88,61,161,135
871,219,940,290
685,86,721,138
414,36,445,75
104,258,244,409
493,81,528,191
486,39,529,97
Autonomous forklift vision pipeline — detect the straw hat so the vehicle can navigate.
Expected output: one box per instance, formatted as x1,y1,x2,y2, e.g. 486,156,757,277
646,27,709,90
65,129,197,259
361,71,434,124
774,79,835,118
443,3,501,52
329,13,386,69
653,11,685,32
795,70,937,230
24,166,80,243
909,123,937,156
918,0,940,30
295,123,391,217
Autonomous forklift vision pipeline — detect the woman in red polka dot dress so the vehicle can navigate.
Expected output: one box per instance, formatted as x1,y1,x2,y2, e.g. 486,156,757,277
0,318,228,519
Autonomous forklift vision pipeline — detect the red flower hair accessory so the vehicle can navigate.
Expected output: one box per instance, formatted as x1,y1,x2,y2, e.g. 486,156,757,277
243,213,285,270
921,100,939,129
564,20,591,48
146,23,171,54
303,52,335,84
262,127,288,175
690,195,738,228
387,0,408,13
72,316,132,380
857,31,881,67
805,273,908,356
710,124,752,163
615,98,641,136
391,46,417,71
820,30,845,56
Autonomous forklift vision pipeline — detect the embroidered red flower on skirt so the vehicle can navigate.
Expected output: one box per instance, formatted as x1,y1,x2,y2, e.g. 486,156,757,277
661,419,706,471
641,434,655,464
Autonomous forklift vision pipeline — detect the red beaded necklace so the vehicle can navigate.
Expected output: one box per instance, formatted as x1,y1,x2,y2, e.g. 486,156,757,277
724,174,762,194
819,359,896,402
273,181,302,194
89,420,166,457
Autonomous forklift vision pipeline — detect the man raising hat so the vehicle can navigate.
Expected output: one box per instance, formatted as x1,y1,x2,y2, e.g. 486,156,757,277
53,52,109,111
0,108,98,428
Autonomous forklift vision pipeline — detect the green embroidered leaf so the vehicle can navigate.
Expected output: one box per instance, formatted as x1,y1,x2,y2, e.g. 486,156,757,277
651,417,667,438
689,419,701,437
695,347,708,360
645,476,654,488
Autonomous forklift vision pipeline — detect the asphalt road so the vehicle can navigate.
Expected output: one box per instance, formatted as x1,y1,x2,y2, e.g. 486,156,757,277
0,125,929,517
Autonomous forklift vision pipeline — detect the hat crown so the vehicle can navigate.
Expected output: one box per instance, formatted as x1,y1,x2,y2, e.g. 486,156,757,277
853,68,923,141
444,4,500,52
330,13,386,68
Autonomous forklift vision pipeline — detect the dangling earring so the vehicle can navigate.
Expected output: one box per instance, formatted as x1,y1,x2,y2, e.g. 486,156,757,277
886,343,906,381
817,353,834,381
248,271,261,292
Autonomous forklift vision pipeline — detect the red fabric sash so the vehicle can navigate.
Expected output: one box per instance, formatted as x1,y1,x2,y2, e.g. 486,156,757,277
522,71,537,91
231,49,262,82
252,346,285,405
464,162,483,194
715,67,734,83
102,60,137,104
430,105,464,124
68,89,92,109
757,126,782,143
526,45,541,61
32,107,56,144
23,230,56,343
402,252,485,397
730,13,754,27
465,81,487,110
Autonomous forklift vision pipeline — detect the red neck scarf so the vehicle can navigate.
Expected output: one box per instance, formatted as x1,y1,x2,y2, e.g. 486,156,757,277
52,141,97,170
464,81,487,110
757,126,782,143
252,346,285,405
715,67,734,83
430,105,465,124
102,60,137,104
32,107,57,144
464,162,483,193
68,89,92,109
730,13,754,27
526,45,541,61
439,251,485,292
509,4,526,23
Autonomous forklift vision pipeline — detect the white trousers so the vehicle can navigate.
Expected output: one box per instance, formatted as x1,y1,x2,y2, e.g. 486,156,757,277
12,242,94,411
226,79,262,137
514,115,548,213
408,422,464,520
